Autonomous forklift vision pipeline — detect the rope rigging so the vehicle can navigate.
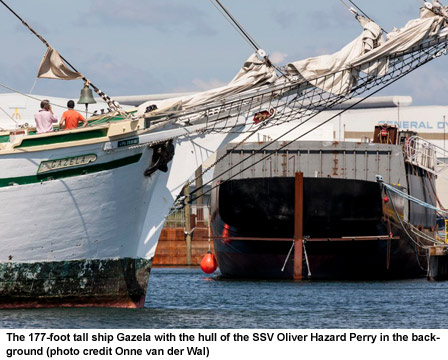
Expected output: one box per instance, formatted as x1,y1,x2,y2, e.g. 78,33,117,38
164,5,448,206
185,43,447,205
382,182,448,216
0,80,99,116
0,81,69,111
418,0,448,18
387,187,429,271
0,104,17,126
209,0,261,53
158,2,448,208
209,0,288,78
0,0,122,113
2,0,448,220
173,120,270,209
338,0,388,34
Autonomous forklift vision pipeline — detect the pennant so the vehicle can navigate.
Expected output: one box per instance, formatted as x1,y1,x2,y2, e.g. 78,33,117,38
37,47,83,80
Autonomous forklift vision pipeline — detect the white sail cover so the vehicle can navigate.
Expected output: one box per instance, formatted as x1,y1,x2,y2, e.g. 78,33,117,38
351,9,445,69
37,47,83,80
285,9,446,95
285,16,383,95
134,7,446,118
136,53,277,116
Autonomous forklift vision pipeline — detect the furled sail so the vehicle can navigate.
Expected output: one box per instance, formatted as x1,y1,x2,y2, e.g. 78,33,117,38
350,8,445,70
284,8,447,96
136,53,277,116
37,46,83,80
138,6,448,136
284,15,383,95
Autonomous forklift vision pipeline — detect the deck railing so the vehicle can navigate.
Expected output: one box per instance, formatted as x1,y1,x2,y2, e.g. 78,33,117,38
405,136,448,174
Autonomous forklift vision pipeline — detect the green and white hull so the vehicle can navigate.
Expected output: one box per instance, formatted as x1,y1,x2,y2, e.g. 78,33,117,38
0,121,232,308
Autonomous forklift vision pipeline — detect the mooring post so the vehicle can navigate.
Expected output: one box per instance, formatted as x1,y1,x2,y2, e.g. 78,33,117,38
294,172,304,280
195,166,204,226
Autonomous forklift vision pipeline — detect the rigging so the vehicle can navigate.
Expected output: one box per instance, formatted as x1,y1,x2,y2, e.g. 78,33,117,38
0,0,122,113
209,0,261,53
338,0,388,34
186,41,448,204
209,0,288,77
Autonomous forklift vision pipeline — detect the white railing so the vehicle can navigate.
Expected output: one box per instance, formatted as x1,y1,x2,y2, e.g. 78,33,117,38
405,136,448,174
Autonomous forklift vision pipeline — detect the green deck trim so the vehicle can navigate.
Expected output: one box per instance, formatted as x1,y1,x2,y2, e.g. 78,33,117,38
0,153,142,188
0,135,9,143
15,129,108,148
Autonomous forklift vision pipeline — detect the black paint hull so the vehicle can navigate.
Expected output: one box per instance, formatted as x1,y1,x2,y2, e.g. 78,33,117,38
212,177,427,279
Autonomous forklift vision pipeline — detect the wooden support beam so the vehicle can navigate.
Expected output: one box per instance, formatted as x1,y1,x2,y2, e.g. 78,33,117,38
184,183,192,266
195,166,204,226
294,172,304,280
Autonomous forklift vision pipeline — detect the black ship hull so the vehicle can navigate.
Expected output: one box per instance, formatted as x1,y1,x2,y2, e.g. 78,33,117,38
212,177,427,279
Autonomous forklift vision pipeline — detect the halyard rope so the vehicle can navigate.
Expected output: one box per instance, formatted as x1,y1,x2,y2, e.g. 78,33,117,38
382,183,448,216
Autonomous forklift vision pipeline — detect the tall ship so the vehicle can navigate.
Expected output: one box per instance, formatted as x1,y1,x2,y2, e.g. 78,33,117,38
1,1,448,306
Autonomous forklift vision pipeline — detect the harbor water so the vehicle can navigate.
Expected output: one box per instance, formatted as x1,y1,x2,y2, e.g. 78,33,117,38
1,267,448,329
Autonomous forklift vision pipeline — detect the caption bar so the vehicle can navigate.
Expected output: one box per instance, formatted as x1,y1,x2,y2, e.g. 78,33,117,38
1,329,446,359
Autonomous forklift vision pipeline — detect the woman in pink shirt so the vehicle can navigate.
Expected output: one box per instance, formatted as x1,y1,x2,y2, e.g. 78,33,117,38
34,99,58,134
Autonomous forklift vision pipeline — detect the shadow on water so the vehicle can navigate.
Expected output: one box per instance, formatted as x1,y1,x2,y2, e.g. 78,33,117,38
1,267,448,329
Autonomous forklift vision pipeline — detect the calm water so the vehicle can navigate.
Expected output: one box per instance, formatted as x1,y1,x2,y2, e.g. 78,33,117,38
1,267,447,328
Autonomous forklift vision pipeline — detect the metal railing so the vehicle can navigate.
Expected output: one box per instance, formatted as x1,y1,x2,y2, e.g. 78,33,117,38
405,136,448,174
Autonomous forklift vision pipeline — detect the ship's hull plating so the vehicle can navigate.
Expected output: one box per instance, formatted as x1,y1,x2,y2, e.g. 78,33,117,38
0,258,152,308
212,177,427,279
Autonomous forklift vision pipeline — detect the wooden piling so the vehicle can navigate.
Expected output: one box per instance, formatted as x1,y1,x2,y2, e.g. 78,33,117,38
294,172,304,280
195,166,204,227
184,183,192,265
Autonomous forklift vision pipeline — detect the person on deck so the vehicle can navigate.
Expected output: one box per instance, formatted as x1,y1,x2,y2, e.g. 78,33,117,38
34,99,58,134
59,100,87,130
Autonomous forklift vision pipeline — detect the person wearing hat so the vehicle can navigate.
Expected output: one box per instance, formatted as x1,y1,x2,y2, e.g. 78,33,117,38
59,100,87,130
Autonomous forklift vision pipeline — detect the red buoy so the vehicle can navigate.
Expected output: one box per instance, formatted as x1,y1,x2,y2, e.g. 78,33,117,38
200,251,218,274
383,195,390,203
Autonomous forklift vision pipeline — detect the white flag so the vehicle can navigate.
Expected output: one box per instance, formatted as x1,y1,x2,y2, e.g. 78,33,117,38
37,47,83,80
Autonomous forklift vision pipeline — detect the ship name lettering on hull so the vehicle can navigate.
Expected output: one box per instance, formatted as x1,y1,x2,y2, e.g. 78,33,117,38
38,154,97,174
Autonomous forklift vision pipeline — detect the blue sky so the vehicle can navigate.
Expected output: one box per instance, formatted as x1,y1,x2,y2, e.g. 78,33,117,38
0,0,446,105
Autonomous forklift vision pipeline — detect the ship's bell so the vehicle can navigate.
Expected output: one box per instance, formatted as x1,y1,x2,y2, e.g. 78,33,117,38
78,84,97,105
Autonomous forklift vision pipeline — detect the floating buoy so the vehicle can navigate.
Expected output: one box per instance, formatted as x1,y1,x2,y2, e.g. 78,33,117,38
383,195,389,203
200,251,218,274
